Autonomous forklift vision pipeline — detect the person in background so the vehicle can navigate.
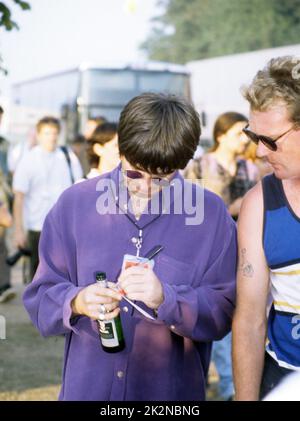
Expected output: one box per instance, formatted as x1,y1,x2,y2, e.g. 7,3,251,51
0,106,13,197
23,93,237,401
185,111,257,219
85,122,119,178
233,56,300,400
0,106,9,177
0,106,14,303
184,111,256,401
0,196,14,303
0,202,12,227
71,134,89,176
13,116,83,281
84,116,107,140
77,116,108,176
7,127,38,176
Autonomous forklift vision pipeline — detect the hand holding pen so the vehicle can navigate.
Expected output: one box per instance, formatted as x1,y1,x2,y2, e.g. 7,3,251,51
113,245,164,320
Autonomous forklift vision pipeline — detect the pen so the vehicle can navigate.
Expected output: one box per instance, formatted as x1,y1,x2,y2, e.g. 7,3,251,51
144,245,164,260
110,284,156,321
127,245,164,317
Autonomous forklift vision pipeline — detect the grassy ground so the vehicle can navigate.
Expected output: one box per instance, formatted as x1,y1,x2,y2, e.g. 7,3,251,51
0,260,64,401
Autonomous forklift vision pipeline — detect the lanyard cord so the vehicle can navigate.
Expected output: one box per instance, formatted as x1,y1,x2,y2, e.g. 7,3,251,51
114,191,163,256
115,200,162,231
115,197,163,316
108,172,164,256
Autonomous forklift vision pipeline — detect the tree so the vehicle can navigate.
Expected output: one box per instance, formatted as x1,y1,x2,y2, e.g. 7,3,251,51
0,0,31,74
142,0,300,63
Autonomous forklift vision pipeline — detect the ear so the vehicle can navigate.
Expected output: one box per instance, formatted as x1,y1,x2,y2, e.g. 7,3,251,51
216,133,227,145
93,143,104,157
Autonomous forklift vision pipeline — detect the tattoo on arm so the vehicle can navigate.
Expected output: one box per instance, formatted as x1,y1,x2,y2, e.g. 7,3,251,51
240,248,254,278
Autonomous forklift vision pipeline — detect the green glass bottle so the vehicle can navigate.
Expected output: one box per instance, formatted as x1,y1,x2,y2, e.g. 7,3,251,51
95,271,125,353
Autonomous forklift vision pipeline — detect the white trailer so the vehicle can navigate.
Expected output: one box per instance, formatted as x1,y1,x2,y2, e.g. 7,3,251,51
187,44,300,145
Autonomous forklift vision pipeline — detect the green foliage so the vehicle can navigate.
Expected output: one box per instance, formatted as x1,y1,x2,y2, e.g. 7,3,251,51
0,0,31,74
142,0,300,63
0,0,30,30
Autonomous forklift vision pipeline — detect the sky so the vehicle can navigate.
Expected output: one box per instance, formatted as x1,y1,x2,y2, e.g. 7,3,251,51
0,0,159,93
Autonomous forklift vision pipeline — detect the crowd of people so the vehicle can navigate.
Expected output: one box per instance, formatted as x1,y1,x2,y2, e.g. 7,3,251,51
0,113,119,302
0,55,299,401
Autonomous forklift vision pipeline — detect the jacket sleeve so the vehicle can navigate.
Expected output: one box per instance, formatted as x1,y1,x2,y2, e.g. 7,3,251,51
157,208,237,342
23,199,84,337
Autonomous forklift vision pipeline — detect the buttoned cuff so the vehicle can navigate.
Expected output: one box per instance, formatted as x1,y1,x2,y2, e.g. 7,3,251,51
156,282,178,325
63,286,85,334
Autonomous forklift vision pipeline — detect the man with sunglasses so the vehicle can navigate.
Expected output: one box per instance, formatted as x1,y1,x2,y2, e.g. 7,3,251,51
23,93,237,401
233,56,300,400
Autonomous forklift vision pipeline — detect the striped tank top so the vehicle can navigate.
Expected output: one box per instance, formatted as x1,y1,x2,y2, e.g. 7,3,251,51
263,174,300,370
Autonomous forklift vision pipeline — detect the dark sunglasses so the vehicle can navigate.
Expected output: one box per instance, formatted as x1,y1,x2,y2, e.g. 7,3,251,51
124,169,171,186
242,124,294,151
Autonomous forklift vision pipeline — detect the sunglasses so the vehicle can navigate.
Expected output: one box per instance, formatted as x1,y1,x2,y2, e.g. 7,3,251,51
242,124,294,151
123,169,171,186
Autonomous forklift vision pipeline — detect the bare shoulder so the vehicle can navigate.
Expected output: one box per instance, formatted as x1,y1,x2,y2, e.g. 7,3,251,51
241,181,263,211
238,181,264,231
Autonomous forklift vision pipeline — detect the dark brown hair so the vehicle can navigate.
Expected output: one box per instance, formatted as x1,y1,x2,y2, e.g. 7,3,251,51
36,116,61,133
118,93,201,174
212,111,248,151
0,106,3,115
87,122,118,168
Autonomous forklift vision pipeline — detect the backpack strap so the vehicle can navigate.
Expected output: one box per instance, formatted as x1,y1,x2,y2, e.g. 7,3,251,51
60,146,75,184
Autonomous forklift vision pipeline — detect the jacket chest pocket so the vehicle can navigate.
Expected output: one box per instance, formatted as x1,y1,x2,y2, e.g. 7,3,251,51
154,254,196,287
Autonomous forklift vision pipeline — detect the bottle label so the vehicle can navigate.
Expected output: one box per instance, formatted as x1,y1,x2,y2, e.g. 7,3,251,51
98,319,121,348
99,321,114,339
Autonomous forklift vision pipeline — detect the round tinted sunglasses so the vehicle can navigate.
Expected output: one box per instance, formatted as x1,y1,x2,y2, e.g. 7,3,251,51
123,169,171,186
242,124,294,151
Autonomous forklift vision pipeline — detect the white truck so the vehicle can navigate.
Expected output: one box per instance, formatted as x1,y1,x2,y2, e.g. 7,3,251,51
4,61,190,172
9,61,190,145
187,43,300,145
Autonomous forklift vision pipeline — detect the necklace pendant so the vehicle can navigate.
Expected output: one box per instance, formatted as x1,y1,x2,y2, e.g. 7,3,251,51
135,230,143,257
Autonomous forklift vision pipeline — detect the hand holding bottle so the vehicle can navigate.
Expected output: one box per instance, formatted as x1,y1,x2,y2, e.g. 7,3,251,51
95,271,125,353
71,282,123,320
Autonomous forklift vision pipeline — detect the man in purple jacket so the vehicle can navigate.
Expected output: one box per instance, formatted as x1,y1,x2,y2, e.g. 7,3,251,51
23,93,237,401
